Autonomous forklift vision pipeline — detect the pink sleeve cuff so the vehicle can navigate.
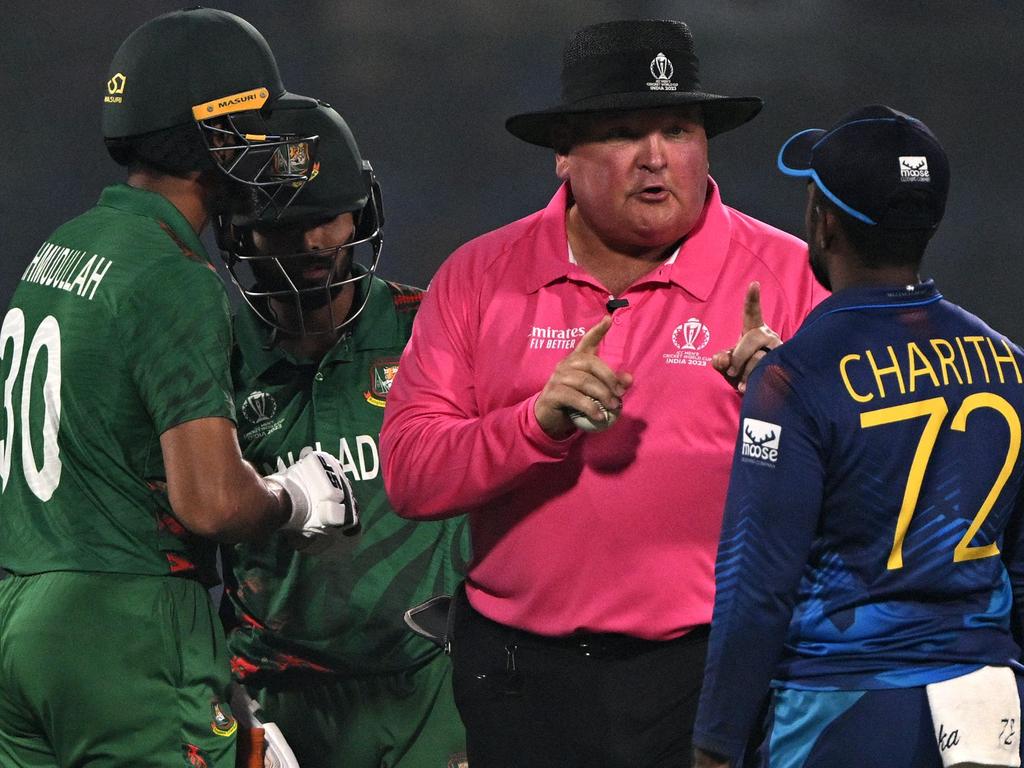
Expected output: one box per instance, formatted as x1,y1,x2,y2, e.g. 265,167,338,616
521,391,580,456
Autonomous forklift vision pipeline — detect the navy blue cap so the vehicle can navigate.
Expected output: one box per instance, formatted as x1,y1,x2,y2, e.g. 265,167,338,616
777,105,949,230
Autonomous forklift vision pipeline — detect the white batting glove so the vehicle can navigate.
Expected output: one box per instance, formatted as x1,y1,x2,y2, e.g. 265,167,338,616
266,451,359,549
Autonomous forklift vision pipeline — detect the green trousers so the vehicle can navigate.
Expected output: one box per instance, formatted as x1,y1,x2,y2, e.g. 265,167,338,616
251,654,467,768
0,571,236,768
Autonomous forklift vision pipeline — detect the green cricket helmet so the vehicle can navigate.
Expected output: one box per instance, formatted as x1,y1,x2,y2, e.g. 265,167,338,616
218,100,385,336
102,7,319,217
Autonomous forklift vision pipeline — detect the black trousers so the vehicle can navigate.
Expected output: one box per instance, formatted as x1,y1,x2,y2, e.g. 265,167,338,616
450,590,710,768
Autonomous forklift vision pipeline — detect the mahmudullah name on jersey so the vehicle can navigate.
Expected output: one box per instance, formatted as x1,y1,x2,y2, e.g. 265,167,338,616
839,335,1022,403
21,242,112,300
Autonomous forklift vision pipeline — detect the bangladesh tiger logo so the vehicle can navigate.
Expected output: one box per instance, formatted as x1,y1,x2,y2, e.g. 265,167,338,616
364,358,400,408
210,702,237,737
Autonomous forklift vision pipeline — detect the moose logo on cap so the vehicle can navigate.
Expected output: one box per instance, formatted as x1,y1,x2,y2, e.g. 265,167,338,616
899,156,930,182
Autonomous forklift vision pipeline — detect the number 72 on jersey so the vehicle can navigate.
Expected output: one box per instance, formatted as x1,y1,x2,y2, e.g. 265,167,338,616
860,393,1019,570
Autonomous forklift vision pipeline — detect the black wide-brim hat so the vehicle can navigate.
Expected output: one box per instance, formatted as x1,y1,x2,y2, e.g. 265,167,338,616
506,19,763,148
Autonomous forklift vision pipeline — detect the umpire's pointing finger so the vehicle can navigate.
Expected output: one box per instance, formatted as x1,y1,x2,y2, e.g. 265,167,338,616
575,315,614,355
743,281,764,332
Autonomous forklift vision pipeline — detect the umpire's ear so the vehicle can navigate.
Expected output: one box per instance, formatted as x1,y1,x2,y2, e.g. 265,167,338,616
555,152,571,182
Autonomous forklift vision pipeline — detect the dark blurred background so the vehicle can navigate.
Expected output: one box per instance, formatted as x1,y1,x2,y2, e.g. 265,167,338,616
2,1,1022,337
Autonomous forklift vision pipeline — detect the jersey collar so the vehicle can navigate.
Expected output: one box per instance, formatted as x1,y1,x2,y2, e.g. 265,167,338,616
799,279,942,334
520,184,577,294
234,267,403,376
335,270,405,358
97,184,209,263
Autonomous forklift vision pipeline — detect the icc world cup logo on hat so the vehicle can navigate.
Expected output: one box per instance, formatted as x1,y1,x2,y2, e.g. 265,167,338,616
505,19,763,146
650,52,673,81
647,52,678,91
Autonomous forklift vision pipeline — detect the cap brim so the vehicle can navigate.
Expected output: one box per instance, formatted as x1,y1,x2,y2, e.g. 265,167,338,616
777,127,882,225
506,93,763,148
777,128,826,176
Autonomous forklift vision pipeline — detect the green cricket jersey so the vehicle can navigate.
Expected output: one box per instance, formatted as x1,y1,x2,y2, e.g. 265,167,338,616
0,184,235,583
224,273,470,679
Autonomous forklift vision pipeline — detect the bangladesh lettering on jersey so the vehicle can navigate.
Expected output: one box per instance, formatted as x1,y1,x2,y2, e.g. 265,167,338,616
259,438,382,483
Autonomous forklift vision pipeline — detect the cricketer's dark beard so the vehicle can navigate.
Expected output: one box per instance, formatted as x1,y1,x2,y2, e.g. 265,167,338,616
807,205,832,292
808,239,832,292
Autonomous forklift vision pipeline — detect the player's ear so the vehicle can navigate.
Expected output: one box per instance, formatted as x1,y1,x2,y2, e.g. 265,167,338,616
819,206,843,252
808,186,838,252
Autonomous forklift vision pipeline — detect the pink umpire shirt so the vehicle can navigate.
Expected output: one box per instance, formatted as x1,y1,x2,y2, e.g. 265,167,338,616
380,180,826,640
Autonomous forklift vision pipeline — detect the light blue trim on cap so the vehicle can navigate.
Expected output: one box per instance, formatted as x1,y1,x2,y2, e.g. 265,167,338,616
777,129,877,225
810,173,877,225
776,128,823,173
777,116,923,227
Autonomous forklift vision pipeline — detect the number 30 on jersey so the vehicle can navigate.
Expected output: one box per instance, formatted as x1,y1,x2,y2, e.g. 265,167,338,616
0,308,62,501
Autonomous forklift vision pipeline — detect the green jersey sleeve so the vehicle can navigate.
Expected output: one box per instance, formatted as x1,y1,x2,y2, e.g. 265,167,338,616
119,259,235,433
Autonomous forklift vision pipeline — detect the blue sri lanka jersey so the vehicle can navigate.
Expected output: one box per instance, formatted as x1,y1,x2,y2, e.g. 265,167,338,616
694,280,1024,760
